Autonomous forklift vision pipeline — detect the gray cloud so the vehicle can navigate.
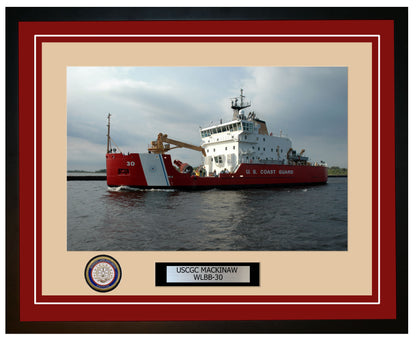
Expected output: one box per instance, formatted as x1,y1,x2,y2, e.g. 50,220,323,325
67,67,347,170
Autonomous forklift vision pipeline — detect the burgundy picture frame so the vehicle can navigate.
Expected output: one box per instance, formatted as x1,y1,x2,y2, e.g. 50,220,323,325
6,7,408,333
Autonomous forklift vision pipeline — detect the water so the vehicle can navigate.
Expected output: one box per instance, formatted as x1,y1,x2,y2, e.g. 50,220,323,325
67,177,347,251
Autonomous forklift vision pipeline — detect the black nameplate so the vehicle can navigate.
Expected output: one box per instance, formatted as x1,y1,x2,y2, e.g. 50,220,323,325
155,262,260,286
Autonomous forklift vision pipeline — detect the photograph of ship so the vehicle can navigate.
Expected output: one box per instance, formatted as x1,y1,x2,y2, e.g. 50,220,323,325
67,67,347,251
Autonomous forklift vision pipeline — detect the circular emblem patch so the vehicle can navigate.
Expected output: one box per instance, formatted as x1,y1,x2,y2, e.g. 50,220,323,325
85,255,122,292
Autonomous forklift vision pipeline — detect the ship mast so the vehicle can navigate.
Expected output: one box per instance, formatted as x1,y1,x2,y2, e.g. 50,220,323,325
106,114,122,154
231,89,251,120
106,113,111,153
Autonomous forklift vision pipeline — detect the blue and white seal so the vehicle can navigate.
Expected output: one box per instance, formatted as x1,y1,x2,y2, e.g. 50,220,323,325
85,255,122,292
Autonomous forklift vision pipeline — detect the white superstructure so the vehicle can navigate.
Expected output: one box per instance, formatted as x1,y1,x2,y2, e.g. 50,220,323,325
200,90,305,175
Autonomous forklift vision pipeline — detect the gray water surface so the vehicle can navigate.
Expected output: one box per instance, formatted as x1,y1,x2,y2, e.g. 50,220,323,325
67,177,347,251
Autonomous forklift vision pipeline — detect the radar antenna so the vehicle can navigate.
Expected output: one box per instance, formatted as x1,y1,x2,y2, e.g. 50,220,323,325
231,89,251,119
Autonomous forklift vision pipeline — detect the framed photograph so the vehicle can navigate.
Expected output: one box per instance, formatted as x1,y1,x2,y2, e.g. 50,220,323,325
6,7,408,333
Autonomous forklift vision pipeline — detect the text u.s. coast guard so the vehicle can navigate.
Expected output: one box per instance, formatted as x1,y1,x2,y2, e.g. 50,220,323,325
245,169,294,175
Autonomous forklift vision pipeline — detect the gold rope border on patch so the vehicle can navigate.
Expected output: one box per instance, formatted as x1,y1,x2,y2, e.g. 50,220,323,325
84,255,122,293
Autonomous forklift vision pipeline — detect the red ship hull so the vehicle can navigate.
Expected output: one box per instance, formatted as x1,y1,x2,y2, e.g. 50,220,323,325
106,153,328,189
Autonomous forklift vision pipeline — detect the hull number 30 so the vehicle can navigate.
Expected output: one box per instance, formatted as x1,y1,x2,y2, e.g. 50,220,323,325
127,161,135,166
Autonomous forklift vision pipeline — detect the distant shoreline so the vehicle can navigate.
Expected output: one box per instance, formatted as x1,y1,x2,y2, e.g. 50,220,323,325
67,175,347,181
67,175,106,181
69,167,348,176
67,170,106,174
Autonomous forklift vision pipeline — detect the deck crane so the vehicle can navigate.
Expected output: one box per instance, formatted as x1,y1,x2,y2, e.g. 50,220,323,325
148,133,206,157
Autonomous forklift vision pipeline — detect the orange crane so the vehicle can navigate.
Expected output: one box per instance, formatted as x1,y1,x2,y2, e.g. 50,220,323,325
148,133,206,157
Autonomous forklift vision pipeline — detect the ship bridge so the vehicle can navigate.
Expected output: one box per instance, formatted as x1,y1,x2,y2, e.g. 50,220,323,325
200,120,253,138
200,90,294,175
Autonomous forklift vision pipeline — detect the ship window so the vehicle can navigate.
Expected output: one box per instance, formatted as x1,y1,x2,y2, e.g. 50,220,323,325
263,138,265,141
263,148,265,151
225,147,227,150
252,146,255,149
233,146,235,150
118,168,129,175
244,135,247,140
238,123,242,130
256,137,259,141
207,149,209,153
271,148,273,152
248,122,253,133
213,148,215,152
258,147,260,151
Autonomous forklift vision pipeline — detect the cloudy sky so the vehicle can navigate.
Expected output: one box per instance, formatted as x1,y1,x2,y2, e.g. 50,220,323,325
67,67,347,171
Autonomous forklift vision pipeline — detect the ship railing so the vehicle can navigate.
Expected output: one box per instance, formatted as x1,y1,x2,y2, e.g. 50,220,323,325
258,159,285,165
311,161,328,167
